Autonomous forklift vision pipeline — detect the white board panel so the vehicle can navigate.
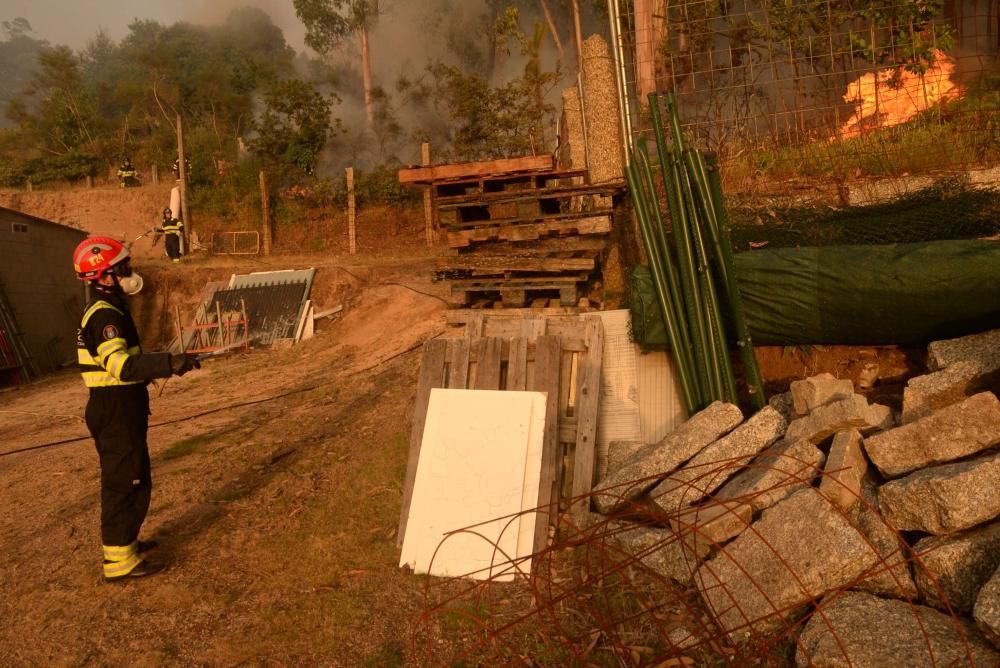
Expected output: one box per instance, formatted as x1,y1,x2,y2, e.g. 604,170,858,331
399,389,546,581
637,350,688,444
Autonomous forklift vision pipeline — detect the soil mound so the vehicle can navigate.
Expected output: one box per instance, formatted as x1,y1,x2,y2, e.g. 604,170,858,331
0,184,176,258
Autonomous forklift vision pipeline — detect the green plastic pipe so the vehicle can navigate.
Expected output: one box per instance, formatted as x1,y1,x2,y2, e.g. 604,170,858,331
648,94,707,404
704,153,767,409
625,156,698,413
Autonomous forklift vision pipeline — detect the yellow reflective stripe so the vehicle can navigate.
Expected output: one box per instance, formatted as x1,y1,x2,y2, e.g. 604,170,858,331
82,300,123,329
79,349,97,365
94,340,139,374
104,555,143,578
105,351,130,379
97,337,126,355
81,371,142,387
96,337,127,363
103,542,138,561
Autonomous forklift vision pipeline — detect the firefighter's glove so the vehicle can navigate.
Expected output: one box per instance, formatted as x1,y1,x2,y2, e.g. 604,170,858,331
171,354,201,376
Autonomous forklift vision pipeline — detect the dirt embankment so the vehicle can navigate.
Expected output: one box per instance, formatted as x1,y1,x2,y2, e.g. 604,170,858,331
1,184,179,259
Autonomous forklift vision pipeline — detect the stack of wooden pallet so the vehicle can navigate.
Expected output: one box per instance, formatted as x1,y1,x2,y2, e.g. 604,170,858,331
399,155,624,308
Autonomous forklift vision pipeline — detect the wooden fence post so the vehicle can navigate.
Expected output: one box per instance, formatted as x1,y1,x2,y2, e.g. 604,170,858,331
347,167,357,255
422,142,434,247
259,170,272,256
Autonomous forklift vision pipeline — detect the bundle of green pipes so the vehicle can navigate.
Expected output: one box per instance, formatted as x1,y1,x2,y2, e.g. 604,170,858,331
624,92,766,415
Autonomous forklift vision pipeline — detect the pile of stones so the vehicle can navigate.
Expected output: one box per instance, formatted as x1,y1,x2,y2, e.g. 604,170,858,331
593,328,1000,665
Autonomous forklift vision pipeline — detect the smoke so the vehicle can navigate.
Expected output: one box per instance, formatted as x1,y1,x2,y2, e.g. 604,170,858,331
3,1,609,168
313,0,604,169
1,0,306,50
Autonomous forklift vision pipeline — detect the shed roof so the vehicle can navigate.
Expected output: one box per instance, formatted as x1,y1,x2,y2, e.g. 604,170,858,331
0,206,88,236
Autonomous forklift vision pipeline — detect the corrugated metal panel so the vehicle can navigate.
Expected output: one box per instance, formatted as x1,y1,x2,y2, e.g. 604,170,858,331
230,268,316,294
227,269,316,344
212,281,308,345
636,350,688,444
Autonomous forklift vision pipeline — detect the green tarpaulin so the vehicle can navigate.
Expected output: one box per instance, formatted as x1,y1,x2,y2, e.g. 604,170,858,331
629,239,1000,347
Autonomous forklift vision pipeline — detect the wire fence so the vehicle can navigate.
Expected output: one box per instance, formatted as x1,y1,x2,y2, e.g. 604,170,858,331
409,453,990,666
609,0,1000,195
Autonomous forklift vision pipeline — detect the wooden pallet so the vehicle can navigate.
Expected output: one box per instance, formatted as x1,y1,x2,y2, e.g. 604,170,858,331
397,318,604,557
450,277,585,308
428,168,590,199
434,253,597,280
455,235,609,257
397,155,556,185
447,212,612,248
452,297,594,311
438,182,625,226
435,179,624,207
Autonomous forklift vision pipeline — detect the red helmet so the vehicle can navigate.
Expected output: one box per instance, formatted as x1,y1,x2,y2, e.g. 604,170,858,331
73,236,131,281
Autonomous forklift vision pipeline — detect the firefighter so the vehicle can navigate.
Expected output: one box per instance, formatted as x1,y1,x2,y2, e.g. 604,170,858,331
156,208,184,262
117,158,138,188
73,236,200,582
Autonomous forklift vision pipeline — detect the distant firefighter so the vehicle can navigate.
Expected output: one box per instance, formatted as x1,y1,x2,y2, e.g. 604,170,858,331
156,208,184,263
116,158,139,188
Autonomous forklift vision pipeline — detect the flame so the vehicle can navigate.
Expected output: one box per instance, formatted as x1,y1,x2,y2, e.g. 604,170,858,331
838,49,962,139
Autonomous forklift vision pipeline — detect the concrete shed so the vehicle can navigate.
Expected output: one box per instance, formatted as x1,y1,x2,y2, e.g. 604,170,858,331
0,207,87,385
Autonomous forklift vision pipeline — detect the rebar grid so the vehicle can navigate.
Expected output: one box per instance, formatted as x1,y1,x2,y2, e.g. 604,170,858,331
611,0,1000,191
409,453,987,666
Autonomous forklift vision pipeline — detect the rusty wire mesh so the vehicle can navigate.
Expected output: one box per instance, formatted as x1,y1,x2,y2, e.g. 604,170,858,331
610,0,1000,191
211,230,260,255
409,452,992,666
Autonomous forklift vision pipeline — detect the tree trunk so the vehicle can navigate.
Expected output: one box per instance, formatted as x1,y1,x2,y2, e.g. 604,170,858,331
572,0,584,76
539,0,565,64
359,23,374,131
634,0,657,106
486,0,501,82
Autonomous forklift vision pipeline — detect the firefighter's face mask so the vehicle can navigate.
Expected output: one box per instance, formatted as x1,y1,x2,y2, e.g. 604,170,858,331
112,259,143,296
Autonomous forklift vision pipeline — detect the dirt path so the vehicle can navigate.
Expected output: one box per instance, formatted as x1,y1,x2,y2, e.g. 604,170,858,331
0,251,456,665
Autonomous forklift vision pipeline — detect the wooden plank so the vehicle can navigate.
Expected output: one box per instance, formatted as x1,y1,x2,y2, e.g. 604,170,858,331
464,235,608,256
474,337,504,390
397,339,449,546
435,179,626,207
465,313,485,337
446,209,613,232
507,337,528,391
449,274,587,290
444,308,585,325
520,314,547,339
500,288,527,308
435,256,596,274
569,316,605,523
446,214,612,248
531,335,562,555
446,337,471,389
559,285,579,306
398,155,554,184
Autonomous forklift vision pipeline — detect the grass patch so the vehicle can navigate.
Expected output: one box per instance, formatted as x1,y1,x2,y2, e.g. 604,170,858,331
162,431,225,460
362,642,405,668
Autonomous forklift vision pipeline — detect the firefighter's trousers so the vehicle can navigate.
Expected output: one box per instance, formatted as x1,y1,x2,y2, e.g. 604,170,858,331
165,234,181,261
85,386,152,547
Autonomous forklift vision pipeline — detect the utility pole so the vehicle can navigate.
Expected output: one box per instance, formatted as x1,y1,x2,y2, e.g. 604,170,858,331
259,170,272,256
176,114,191,249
